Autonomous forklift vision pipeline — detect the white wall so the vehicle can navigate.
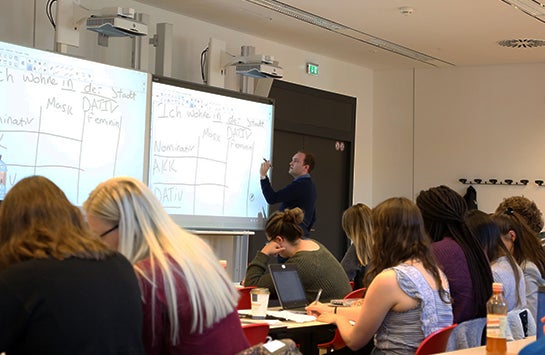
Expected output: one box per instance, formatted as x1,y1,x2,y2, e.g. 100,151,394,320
374,63,545,216
373,70,414,203
0,0,374,206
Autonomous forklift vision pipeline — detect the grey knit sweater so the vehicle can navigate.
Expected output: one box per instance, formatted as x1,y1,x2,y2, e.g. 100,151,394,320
243,240,352,303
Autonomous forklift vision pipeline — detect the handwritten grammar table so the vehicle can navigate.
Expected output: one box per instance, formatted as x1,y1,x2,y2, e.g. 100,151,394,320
435,336,536,354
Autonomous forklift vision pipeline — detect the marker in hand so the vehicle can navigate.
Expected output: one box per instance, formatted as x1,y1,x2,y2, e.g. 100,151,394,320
263,158,272,168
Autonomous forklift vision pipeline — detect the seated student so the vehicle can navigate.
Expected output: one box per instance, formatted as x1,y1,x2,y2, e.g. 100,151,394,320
0,176,144,355
468,210,534,339
493,207,545,324
340,203,373,290
243,207,352,303
467,210,526,312
416,185,493,324
83,177,249,355
307,197,453,354
496,196,544,236
497,196,545,247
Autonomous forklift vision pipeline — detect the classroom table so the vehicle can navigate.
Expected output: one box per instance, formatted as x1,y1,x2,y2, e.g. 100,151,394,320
435,336,536,354
240,310,335,355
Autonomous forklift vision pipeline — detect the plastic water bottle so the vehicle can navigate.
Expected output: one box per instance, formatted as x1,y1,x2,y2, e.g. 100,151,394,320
0,155,7,200
486,282,508,355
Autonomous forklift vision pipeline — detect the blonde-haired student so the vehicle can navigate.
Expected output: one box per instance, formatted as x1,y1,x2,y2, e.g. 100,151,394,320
84,177,249,355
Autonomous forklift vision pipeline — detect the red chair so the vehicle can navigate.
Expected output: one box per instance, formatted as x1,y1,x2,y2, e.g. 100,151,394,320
344,287,366,300
316,288,367,352
237,286,256,310
415,323,458,355
242,323,270,346
317,331,346,353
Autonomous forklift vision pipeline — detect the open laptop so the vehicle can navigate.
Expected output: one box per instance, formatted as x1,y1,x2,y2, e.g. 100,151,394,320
268,264,309,313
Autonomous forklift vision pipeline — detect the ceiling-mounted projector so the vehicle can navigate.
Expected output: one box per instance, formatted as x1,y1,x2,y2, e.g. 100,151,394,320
235,62,283,78
86,15,148,37
221,50,283,79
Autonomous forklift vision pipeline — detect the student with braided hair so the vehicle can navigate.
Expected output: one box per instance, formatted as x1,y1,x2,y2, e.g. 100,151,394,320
243,207,352,303
416,185,493,324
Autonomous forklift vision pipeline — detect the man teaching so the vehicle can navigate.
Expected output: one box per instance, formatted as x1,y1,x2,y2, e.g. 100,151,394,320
260,151,317,237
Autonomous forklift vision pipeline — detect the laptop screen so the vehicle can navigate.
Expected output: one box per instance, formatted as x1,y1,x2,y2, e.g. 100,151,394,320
268,264,308,310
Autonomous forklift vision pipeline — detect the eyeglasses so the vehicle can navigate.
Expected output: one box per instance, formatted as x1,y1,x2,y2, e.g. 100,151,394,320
100,224,119,237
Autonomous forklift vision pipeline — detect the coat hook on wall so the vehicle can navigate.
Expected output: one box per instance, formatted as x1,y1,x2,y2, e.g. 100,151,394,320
459,178,531,186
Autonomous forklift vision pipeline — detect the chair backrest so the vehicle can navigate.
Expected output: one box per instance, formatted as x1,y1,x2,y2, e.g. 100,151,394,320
317,330,345,352
242,323,270,346
446,318,485,351
344,287,366,300
415,323,458,355
237,286,256,310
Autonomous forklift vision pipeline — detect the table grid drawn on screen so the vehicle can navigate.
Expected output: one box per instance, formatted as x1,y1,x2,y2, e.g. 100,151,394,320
0,40,148,205
149,77,274,230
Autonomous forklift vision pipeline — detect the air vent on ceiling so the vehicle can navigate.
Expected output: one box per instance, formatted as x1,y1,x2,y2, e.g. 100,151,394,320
498,38,545,48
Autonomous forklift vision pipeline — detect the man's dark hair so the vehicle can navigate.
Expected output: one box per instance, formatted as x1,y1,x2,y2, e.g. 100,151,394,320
299,151,315,173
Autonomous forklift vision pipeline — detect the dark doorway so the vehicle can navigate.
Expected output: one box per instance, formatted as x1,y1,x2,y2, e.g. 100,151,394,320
248,80,356,262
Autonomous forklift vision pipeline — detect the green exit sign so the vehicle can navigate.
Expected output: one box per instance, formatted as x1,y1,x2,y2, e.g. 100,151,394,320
306,63,319,76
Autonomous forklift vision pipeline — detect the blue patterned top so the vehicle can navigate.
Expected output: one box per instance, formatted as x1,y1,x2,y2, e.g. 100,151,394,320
492,256,526,311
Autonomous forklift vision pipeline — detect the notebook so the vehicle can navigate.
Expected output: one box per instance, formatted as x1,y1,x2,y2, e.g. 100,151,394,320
268,264,309,313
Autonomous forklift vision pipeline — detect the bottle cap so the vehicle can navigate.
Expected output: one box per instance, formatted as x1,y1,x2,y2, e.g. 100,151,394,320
492,282,503,292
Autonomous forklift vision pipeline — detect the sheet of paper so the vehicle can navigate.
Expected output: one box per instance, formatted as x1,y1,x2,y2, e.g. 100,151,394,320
266,310,317,323
238,309,317,323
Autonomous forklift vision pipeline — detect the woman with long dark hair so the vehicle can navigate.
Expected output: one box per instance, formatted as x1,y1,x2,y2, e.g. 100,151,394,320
467,210,525,312
493,207,545,323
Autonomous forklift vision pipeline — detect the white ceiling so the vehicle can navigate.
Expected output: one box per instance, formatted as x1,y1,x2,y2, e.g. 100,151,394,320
135,0,545,70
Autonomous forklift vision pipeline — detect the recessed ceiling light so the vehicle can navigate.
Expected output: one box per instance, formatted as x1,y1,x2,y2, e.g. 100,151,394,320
399,7,415,16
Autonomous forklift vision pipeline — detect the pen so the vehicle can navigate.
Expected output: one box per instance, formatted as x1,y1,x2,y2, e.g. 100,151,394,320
314,288,323,304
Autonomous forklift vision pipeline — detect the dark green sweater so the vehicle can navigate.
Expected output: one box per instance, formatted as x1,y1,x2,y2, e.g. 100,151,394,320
244,240,352,303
